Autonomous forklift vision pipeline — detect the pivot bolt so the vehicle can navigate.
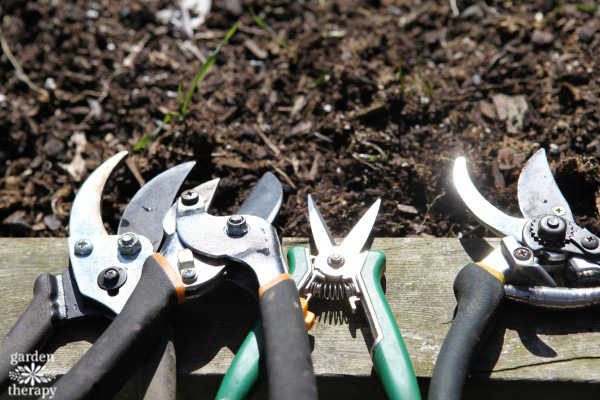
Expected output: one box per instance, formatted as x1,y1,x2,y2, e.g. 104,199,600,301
327,253,345,267
103,268,119,282
181,268,197,283
513,247,532,261
538,215,567,242
181,190,199,205
118,232,141,255
546,217,560,229
227,215,248,237
74,239,93,256
582,236,599,250
97,266,127,291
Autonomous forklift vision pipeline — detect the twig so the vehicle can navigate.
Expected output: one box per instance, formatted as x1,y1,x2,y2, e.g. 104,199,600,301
255,124,281,156
419,190,445,230
450,0,460,16
0,27,49,101
267,161,297,189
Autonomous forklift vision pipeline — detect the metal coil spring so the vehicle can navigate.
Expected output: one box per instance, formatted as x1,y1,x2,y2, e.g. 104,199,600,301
308,281,356,300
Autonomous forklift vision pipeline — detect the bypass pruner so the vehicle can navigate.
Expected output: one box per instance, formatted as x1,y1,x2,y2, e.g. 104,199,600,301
217,195,421,400
429,149,600,400
0,151,220,399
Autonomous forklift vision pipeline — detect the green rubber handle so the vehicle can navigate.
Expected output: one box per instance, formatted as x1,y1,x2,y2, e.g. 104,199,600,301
363,251,421,400
216,246,310,400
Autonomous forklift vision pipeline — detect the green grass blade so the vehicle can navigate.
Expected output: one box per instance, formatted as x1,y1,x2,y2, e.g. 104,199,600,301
249,8,290,51
181,23,238,115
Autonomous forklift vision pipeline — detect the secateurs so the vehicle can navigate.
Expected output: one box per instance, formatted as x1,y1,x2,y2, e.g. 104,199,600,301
0,151,220,399
217,195,421,400
429,149,600,400
48,166,317,400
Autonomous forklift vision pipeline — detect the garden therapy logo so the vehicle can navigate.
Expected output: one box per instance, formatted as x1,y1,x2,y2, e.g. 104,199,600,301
8,351,57,399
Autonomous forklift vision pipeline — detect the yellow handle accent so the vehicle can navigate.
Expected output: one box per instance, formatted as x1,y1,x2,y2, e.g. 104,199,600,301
476,262,505,284
300,298,316,330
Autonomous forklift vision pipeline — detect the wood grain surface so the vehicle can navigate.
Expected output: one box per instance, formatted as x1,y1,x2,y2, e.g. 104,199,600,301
1,237,599,399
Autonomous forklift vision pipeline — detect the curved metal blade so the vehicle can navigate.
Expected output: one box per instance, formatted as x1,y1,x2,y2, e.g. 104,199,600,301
518,148,573,220
238,172,283,223
340,199,380,253
163,178,220,236
118,161,196,251
69,151,128,238
308,194,336,255
453,157,527,240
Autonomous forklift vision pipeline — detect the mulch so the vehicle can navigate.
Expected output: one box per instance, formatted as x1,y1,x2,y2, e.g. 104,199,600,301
0,0,598,239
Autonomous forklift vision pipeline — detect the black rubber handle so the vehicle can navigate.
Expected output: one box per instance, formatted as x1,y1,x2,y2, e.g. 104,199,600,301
428,263,505,400
0,273,61,392
138,326,177,400
51,255,180,400
259,276,317,400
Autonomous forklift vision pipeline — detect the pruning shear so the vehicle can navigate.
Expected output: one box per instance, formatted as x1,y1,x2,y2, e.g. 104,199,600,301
48,166,317,400
0,151,220,398
217,195,421,400
429,149,600,400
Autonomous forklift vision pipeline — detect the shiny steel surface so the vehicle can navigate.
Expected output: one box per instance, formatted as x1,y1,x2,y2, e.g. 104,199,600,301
69,151,128,238
517,148,573,221
118,161,196,251
453,157,527,240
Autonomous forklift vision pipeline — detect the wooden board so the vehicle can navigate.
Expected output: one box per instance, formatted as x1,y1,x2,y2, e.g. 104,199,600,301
1,237,600,399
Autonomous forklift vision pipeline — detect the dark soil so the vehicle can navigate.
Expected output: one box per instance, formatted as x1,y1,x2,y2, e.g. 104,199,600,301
1,0,599,239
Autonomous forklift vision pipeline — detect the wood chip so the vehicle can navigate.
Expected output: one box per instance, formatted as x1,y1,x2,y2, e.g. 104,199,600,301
397,204,419,215
244,39,268,59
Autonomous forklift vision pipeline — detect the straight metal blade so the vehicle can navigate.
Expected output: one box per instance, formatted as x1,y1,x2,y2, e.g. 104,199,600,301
340,199,381,253
238,172,283,223
162,178,220,236
308,194,336,254
70,151,128,238
517,148,573,220
454,157,527,240
118,161,196,251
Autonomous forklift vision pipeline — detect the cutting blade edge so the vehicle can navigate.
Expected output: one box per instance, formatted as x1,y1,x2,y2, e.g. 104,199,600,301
339,199,381,253
70,151,128,238
237,172,283,223
118,161,196,251
453,157,527,240
308,194,336,254
517,148,573,220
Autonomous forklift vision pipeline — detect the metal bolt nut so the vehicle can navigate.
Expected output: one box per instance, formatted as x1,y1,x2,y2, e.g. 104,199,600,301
513,247,532,261
582,236,599,250
226,215,248,237
181,190,199,205
181,268,197,283
327,253,345,267
74,239,93,256
118,232,141,255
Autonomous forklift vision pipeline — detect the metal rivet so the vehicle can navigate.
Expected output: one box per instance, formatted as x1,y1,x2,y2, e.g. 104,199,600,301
327,253,345,267
181,190,199,205
227,215,248,237
582,236,599,250
74,239,93,256
513,247,532,261
118,232,141,255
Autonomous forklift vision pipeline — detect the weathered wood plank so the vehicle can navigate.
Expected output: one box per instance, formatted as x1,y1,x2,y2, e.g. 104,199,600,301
1,237,600,399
